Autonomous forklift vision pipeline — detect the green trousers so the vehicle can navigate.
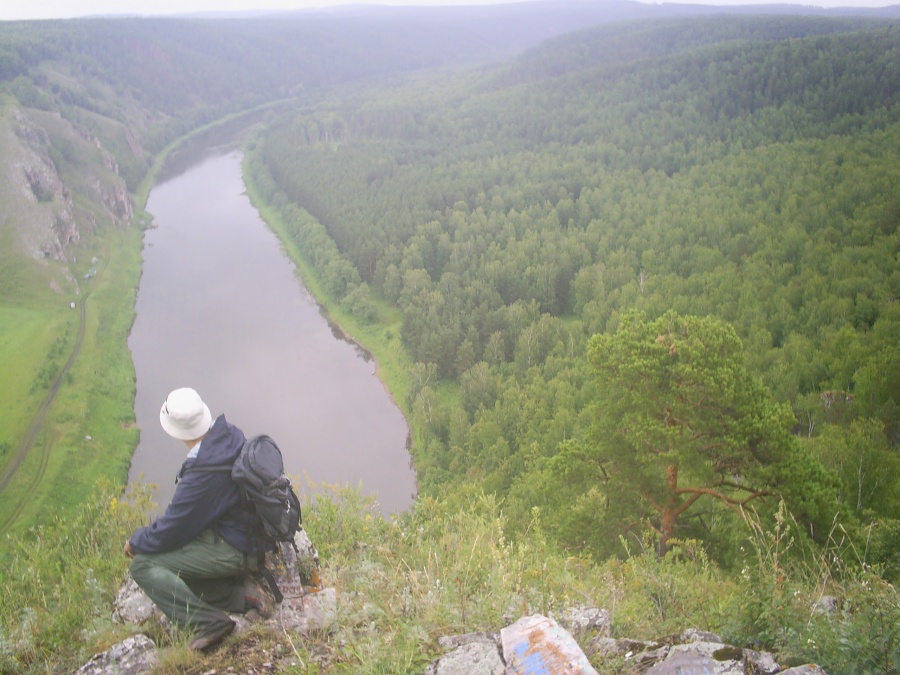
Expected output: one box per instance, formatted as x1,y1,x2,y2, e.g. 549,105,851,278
129,528,252,634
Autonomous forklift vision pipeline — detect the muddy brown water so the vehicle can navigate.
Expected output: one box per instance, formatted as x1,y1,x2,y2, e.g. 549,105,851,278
127,150,415,514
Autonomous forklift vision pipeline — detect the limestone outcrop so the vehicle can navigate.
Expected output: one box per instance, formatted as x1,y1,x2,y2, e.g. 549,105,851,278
428,619,829,675
77,529,829,675
4,108,134,266
72,635,158,675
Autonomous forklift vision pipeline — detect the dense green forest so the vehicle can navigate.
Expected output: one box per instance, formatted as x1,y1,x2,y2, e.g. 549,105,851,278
254,16,900,574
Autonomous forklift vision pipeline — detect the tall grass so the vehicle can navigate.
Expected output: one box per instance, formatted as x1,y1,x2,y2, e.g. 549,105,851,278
299,489,591,673
0,479,152,674
726,502,900,673
295,489,900,674
1,482,897,673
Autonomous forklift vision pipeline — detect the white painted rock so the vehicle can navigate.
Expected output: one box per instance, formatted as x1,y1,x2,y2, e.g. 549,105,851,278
501,614,598,675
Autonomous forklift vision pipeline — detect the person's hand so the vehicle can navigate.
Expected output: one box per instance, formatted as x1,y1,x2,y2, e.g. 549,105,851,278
123,540,134,559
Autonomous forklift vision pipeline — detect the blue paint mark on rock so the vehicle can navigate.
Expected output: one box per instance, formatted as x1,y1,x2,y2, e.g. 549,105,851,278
501,615,598,675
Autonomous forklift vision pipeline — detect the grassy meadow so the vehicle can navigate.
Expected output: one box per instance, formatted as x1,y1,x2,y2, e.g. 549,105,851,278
0,307,71,462
0,225,143,538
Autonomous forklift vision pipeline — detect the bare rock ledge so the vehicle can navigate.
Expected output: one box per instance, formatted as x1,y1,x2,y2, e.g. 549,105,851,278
78,529,828,675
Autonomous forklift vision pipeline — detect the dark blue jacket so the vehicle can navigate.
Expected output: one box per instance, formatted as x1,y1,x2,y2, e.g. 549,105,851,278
129,414,255,555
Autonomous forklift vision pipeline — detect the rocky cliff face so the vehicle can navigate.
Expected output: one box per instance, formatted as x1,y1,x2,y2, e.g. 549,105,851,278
9,113,79,261
1,104,136,276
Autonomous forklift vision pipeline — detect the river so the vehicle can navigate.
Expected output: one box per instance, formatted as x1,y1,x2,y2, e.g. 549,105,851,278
127,149,415,514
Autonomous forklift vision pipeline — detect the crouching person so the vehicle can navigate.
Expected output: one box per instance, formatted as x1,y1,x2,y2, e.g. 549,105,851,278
124,387,275,651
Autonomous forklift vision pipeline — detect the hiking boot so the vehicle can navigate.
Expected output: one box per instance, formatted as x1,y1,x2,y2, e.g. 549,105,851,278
243,574,276,618
188,619,235,651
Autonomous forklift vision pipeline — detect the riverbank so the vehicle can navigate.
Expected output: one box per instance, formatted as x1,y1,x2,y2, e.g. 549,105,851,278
1,92,147,536
0,106,279,538
241,144,418,433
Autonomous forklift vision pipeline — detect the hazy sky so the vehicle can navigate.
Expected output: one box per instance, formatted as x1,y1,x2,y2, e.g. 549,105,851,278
0,0,895,21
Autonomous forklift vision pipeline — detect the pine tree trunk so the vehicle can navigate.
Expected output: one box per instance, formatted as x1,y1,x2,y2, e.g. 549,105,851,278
658,465,679,557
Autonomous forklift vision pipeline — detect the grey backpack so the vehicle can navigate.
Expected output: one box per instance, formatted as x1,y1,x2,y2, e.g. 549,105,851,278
231,434,302,545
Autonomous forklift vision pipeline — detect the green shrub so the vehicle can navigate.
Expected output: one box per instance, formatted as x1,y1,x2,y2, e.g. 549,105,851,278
724,501,900,672
609,536,734,638
867,517,900,584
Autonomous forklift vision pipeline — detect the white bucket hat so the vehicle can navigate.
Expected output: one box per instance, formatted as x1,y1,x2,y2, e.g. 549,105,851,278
159,387,212,440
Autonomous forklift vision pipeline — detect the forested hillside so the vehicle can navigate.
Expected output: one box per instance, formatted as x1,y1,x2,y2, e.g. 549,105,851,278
0,14,560,189
255,16,899,572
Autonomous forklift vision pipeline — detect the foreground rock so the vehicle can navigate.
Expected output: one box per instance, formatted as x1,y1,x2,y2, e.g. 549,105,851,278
264,528,337,634
72,635,157,675
83,540,831,675
81,529,335,673
502,615,599,674
427,633,505,675
428,611,830,675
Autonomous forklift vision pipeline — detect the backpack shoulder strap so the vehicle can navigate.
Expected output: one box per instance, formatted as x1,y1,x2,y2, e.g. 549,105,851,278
177,462,233,482
258,561,284,604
